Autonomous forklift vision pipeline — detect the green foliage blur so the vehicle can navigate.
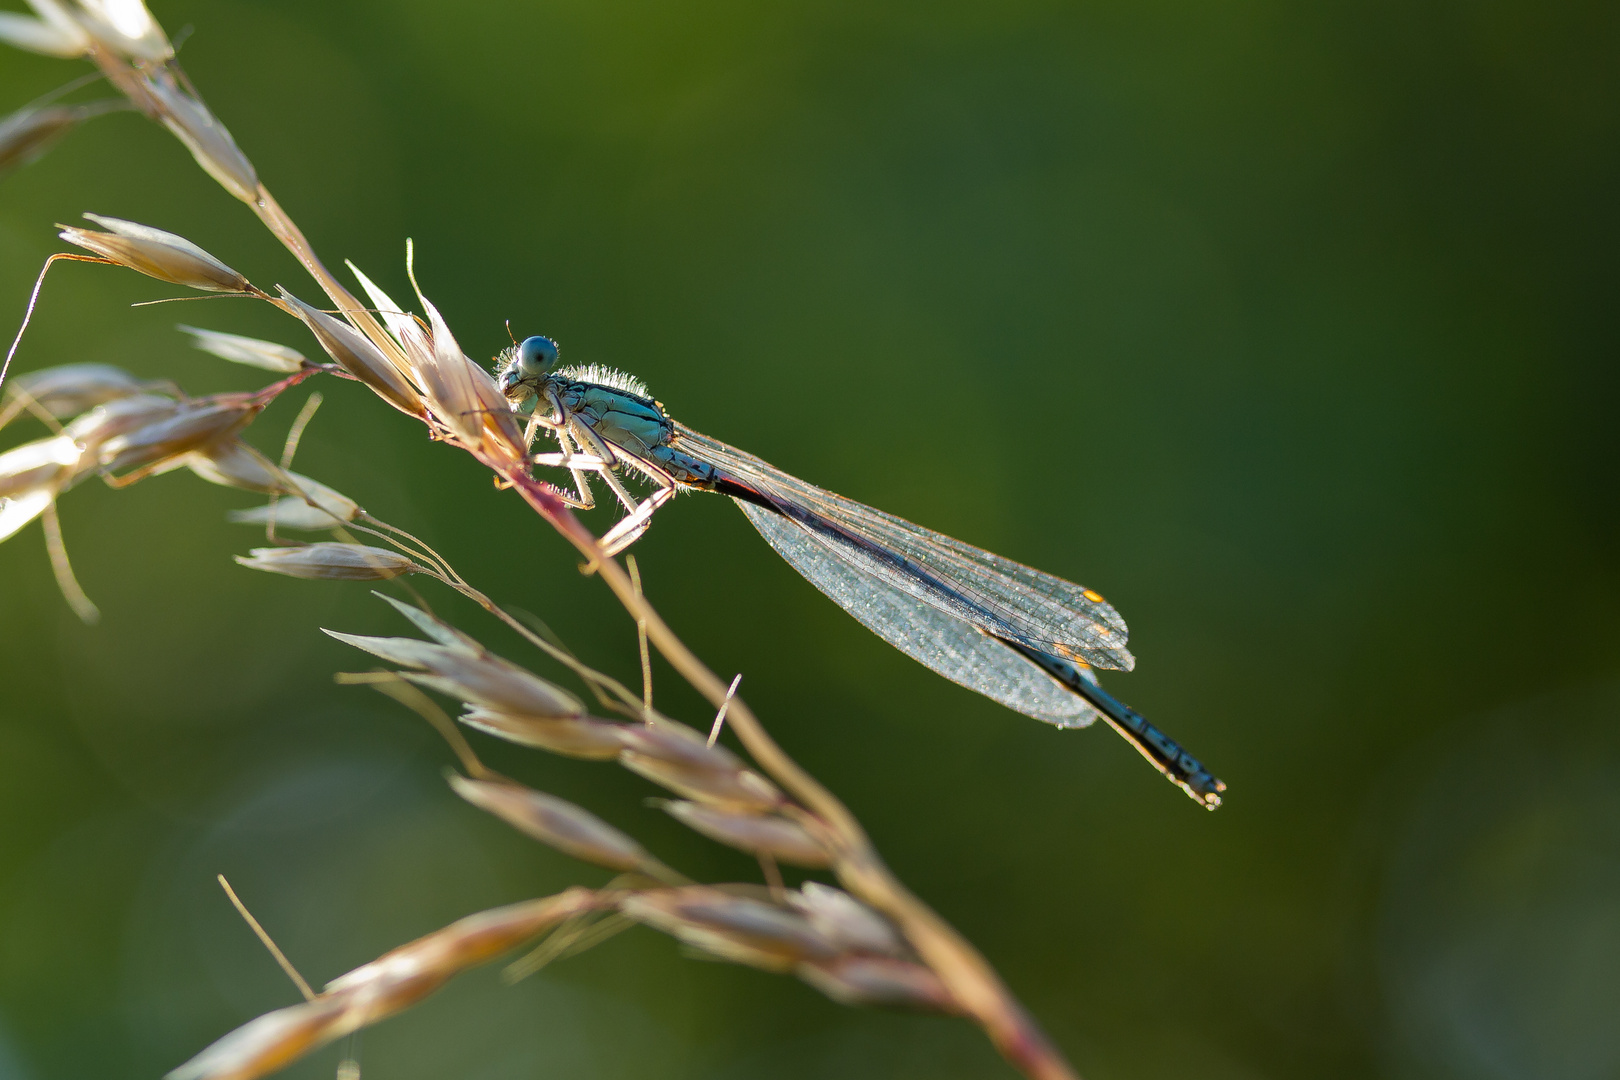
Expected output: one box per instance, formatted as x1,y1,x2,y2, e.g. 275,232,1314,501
2,2,1618,1078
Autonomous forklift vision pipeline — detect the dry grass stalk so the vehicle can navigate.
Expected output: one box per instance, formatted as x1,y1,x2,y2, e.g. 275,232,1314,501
0,6,1086,1079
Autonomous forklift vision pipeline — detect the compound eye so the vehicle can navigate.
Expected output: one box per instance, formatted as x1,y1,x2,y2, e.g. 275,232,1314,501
517,335,559,376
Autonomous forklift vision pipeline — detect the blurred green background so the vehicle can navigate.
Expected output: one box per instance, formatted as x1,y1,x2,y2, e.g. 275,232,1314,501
3,1,1619,1078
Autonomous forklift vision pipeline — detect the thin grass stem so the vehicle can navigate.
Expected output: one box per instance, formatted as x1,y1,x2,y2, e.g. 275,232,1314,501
217,874,315,1001
627,555,652,712
40,502,97,624
2,253,117,395
279,391,322,471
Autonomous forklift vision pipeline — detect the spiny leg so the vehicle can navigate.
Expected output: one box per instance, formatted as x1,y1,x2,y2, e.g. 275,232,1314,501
566,418,646,518
598,480,678,557
544,392,602,509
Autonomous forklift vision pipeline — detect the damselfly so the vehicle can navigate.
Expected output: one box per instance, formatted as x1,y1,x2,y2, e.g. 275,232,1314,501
497,336,1224,808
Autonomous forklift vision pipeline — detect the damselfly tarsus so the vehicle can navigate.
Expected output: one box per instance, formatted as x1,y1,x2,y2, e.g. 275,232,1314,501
497,336,1224,808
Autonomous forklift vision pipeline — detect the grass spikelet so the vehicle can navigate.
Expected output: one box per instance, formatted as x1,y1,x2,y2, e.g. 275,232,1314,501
236,543,420,581
60,214,251,292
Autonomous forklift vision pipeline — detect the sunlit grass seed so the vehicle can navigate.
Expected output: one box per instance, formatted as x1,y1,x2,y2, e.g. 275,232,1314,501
60,214,250,292
2,362,161,420
0,2,89,58
237,543,419,580
179,325,304,373
456,707,631,760
788,882,906,957
62,394,181,455
619,887,840,972
324,629,586,718
97,398,259,473
795,955,958,1012
185,439,359,525
619,752,784,814
449,775,650,873
658,800,831,868
0,103,120,177
278,290,423,416
139,68,261,202
0,433,81,501
76,0,171,62
168,892,594,1080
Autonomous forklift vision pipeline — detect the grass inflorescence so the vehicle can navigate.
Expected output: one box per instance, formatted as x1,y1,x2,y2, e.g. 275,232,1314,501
0,5,1084,1080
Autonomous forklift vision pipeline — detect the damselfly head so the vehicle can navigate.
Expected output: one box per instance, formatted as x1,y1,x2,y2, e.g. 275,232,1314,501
519,335,560,373
495,334,559,399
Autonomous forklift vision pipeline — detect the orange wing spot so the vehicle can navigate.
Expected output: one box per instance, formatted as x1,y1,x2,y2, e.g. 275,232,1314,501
1082,589,1106,603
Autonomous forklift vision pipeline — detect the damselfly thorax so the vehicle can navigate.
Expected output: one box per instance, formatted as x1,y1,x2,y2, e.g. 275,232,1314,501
495,335,1225,809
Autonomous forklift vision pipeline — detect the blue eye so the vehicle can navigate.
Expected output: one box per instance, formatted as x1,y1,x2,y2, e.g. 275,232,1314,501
518,335,559,376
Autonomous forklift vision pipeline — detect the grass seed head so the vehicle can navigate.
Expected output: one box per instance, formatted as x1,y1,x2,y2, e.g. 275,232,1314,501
795,956,959,1013
164,995,353,1080
0,487,55,541
237,543,419,580
373,593,480,650
618,721,748,773
278,290,423,416
187,441,359,523
619,887,840,971
179,325,304,373
182,439,283,493
61,214,250,292
788,883,906,957
324,630,586,717
169,893,592,1080
0,104,83,176
74,0,171,61
5,363,160,417
403,659,583,719
323,893,592,999
449,775,650,872
0,433,82,501
0,433,81,542
63,393,179,449
618,752,784,813
0,3,90,57
413,291,525,462
139,68,259,201
227,495,353,531
97,398,259,473
345,262,436,393
457,707,631,760
659,801,831,868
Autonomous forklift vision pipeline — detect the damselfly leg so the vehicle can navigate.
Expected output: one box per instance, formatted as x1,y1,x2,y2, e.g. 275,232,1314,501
526,398,678,555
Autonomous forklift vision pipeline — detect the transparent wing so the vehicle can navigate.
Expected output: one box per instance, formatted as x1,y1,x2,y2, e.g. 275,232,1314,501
674,424,1134,671
738,501,1099,728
